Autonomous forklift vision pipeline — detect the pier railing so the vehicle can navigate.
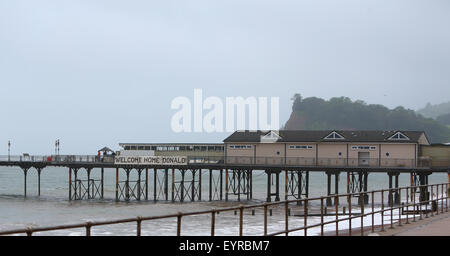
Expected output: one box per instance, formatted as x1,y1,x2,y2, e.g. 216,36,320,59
0,182,448,236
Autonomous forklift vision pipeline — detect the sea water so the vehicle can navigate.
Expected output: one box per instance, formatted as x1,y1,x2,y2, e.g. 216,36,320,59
0,166,447,236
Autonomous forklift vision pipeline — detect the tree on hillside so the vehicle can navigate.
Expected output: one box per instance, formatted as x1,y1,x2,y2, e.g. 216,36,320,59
287,95,450,143
437,113,450,126
417,101,450,119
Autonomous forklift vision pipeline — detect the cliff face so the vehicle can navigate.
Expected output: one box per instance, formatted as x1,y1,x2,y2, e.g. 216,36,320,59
284,111,305,130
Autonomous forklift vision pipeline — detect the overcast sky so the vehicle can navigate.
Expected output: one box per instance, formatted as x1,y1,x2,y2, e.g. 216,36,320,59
1,0,449,154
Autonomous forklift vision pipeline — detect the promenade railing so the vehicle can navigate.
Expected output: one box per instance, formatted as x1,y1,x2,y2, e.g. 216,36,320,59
0,182,448,236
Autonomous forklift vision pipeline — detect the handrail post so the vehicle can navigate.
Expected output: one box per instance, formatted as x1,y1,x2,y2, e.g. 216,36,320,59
405,187,409,224
285,201,289,236
431,184,434,217
177,213,182,236
436,185,439,215
320,197,324,236
360,192,364,236
390,188,394,229
348,194,352,235
335,195,339,236
26,227,33,237
398,188,402,227
211,210,216,237
412,185,416,222
381,190,385,232
86,222,92,236
371,190,375,232
137,216,142,236
239,206,244,236
264,204,268,236
304,199,308,236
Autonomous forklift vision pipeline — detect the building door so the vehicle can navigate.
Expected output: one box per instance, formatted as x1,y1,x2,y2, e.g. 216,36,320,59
358,152,370,166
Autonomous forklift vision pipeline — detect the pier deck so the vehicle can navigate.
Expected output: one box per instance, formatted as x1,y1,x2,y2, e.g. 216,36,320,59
0,155,448,203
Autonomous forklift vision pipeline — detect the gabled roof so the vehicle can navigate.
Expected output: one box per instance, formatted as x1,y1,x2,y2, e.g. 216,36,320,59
223,130,429,144
323,131,345,140
260,130,282,143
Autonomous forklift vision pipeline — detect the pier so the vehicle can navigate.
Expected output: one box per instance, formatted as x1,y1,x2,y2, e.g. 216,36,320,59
0,154,448,204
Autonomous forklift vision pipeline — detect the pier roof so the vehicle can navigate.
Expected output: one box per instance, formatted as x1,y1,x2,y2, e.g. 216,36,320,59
223,130,429,144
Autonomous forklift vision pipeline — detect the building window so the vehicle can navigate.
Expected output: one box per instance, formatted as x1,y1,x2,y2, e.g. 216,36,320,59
352,146,376,150
289,145,313,149
276,151,280,155
338,152,342,156
230,145,252,149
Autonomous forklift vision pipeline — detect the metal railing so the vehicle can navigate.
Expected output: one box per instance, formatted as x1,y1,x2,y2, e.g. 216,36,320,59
0,182,448,236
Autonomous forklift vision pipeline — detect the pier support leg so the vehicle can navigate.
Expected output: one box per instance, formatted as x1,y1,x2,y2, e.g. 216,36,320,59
266,171,272,202
335,172,339,205
225,169,229,202
326,172,332,206
388,173,393,206
363,171,369,204
191,169,196,202
125,169,130,201
388,172,400,205
419,173,430,203
220,169,223,201
22,167,29,198
285,171,289,201
171,169,175,202
37,168,42,197
137,169,142,201
249,170,253,200
198,169,202,201
154,169,157,202
305,171,309,198
86,168,91,199
347,172,350,194
237,170,241,202
74,169,79,200
69,168,72,201
181,170,185,202
165,169,169,201
209,169,213,202
275,171,280,202
101,168,104,199
115,168,119,202
394,173,400,205
265,170,281,202
145,168,149,200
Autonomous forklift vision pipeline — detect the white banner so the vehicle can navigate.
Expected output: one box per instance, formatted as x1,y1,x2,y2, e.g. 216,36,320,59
114,156,188,165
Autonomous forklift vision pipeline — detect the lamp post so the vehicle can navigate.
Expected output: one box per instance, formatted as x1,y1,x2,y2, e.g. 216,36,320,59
8,140,10,162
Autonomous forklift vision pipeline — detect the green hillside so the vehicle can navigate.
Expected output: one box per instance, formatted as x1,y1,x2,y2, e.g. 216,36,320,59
436,113,450,126
285,94,450,143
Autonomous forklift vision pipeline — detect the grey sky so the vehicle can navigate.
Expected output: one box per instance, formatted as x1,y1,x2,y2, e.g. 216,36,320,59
1,0,449,154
